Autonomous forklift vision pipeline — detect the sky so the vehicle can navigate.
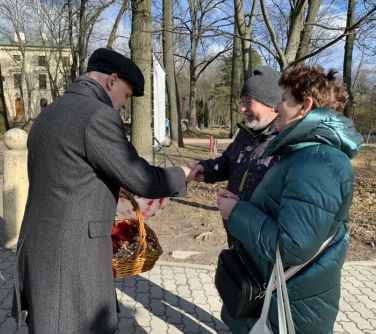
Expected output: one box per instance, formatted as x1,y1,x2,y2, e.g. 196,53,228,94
96,0,373,72
1,0,367,74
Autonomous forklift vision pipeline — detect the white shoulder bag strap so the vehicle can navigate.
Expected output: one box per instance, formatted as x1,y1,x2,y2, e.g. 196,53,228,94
276,245,296,334
250,233,336,334
249,265,275,334
283,234,335,281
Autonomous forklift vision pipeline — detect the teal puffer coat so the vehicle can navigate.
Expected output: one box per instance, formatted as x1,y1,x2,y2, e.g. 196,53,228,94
222,109,363,334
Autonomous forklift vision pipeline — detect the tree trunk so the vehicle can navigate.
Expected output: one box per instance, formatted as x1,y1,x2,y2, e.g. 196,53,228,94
189,66,197,130
163,0,183,147
68,0,78,81
0,65,10,131
343,0,356,118
296,0,322,60
234,0,257,80
285,0,308,66
130,0,152,160
230,23,243,137
108,0,128,49
188,0,198,130
78,0,88,75
175,75,184,147
19,51,27,122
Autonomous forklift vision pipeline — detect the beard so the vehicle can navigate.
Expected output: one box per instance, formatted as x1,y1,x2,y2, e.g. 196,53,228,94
244,115,266,130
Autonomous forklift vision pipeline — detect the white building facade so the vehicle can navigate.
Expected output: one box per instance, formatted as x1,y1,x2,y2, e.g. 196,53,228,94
0,35,71,122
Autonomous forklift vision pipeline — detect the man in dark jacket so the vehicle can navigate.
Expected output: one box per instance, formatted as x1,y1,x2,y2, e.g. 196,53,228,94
12,48,190,334
190,67,282,245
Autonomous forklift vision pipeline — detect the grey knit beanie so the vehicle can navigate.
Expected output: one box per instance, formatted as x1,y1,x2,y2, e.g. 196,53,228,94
240,66,283,108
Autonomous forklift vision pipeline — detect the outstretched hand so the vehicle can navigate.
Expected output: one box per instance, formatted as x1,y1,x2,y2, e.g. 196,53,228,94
190,164,205,182
180,166,193,182
217,190,239,220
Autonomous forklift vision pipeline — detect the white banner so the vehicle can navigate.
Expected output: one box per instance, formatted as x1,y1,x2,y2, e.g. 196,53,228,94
153,56,166,146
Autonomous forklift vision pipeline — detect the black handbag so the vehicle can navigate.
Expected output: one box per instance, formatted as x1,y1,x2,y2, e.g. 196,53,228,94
215,231,338,319
214,242,266,319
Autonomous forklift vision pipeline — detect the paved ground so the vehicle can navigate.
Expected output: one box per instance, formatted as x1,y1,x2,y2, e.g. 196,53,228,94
1,241,376,334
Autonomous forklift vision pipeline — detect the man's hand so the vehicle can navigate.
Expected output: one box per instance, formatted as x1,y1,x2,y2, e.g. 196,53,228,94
180,166,196,183
190,164,205,182
217,190,239,220
180,166,191,178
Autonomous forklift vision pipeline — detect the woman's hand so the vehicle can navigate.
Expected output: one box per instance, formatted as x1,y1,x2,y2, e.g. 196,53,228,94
218,189,240,201
217,190,239,220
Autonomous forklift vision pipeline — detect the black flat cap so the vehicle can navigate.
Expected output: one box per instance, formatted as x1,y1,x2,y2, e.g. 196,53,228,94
87,48,145,96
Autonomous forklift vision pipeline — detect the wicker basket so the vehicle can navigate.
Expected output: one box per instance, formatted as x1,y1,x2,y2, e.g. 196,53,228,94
112,189,163,278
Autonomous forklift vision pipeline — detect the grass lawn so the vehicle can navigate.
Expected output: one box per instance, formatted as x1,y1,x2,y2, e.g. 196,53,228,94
156,142,376,231
152,141,376,263
183,127,231,139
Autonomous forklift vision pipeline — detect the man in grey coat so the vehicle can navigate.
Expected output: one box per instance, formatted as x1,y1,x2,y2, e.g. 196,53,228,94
12,48,190,334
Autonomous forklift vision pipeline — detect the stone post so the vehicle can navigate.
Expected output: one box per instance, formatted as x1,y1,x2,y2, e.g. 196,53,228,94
3,128,28,249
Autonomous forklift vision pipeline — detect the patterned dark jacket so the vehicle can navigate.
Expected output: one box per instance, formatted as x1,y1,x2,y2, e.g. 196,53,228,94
199,121,278,201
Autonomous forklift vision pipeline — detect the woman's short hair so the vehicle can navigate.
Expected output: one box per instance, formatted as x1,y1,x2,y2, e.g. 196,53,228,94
279,64,349,112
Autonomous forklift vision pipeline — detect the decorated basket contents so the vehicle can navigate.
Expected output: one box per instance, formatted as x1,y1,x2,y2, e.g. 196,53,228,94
116,193,169,220
112,189,163,278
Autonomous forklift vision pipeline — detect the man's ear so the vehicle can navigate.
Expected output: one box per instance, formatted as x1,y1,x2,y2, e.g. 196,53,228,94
301,97,313,115
106,73,118,90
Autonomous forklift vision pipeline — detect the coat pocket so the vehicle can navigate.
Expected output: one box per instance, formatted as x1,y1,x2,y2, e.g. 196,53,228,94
88,221,112,238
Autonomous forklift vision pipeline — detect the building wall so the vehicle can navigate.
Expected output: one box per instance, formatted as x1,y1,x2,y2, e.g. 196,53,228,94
0,45,71,121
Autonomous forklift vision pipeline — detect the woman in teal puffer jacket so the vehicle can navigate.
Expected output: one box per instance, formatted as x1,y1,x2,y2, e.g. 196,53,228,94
217,64,363,334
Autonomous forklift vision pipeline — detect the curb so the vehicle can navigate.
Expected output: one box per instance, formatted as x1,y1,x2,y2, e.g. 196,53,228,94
156,260,216,271
157,259,376,271
344,259,376,267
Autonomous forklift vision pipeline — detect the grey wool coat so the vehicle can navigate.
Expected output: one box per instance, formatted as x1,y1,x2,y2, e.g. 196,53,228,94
12,76,187,334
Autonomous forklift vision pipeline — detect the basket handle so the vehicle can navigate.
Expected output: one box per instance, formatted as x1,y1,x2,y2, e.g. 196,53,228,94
119,188,147,257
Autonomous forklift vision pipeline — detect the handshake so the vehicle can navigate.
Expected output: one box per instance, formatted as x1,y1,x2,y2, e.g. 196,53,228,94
180,164,205,183
180,164,239,220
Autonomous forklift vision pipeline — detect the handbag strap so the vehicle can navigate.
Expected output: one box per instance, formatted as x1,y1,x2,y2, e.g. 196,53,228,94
276,245,296,334
265,228,338,297
282,230,337,283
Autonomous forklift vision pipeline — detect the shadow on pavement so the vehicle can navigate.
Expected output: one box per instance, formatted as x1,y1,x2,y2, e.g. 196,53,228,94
118,275,227,333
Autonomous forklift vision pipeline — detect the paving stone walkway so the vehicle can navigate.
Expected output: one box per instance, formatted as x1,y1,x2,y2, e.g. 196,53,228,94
1,244,376,334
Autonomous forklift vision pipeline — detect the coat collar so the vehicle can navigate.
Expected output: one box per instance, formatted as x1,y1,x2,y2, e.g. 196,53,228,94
264,108,363,159
66,75,113,108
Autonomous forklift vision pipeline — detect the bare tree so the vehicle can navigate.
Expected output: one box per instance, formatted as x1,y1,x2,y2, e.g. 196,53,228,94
176,0,232,129
296,0,322,60
163,0,184,146
230,22,242,137
67,0,117,80
343,0,356,118
130,0,152,160
0,0,36,121
29,0,72,98
234,0,257,79
256,1,345,68
259,0,312,69
107,0,129,49
0,64,10,130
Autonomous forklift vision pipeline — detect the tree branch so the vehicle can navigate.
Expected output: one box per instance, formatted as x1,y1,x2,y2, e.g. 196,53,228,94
260,0,287,68
288,4,376,67
195,44,232,79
